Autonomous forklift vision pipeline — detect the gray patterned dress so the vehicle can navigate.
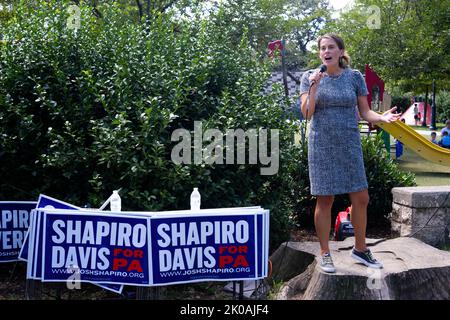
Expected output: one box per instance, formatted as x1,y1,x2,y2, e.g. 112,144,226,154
300,67,369,196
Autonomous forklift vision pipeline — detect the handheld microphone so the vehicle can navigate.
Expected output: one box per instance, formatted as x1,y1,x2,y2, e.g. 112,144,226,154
310,64,327,87
304,63,327,122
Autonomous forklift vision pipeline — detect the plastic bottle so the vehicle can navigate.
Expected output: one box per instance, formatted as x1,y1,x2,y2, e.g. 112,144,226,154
190,188,201,211
110,190,122,212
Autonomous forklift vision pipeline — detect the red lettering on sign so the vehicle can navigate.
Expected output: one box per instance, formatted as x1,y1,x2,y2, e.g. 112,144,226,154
238,246,248,253
113,258,143,272
112,258,127,270
128,260,143,272
133,249,144,258
218,246,227,254
233,255,249,268
219,255,249,268
114,248,144,258
219,255,233,268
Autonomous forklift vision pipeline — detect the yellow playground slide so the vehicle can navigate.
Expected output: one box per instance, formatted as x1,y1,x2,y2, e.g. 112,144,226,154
377,120,450,166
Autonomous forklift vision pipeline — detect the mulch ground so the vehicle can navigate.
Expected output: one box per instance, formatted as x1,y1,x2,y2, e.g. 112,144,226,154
0,263,234,300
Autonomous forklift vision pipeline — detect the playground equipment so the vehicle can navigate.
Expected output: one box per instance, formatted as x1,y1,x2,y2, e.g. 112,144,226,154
401,102,432,126
364,65,449,165
377,120,450,166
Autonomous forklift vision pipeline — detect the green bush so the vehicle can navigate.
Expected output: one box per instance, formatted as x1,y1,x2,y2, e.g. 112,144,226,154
0,1,303,251
0,1,415,252
363,133,416,224
436,90,450,123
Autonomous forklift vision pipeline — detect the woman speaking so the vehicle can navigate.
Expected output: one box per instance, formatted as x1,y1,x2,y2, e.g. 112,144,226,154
300,33,400,273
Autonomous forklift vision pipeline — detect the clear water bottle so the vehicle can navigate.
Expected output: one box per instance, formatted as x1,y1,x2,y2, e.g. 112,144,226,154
110,190,121,212
190,187,201,211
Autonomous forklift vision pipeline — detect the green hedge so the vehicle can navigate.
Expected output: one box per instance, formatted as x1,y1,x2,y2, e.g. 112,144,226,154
0,1,303,250
436,90,450,123
0,1,415,251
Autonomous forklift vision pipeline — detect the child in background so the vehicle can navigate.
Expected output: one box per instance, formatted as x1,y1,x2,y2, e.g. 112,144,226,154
430,132,438,145
413,103,419,125
395,117,405,159
440,131,450,149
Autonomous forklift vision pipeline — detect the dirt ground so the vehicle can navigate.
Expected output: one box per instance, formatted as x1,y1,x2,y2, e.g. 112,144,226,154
0,263,235,300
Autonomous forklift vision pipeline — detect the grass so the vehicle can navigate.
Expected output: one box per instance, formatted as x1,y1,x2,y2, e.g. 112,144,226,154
266,280,285,300
410,123,445,131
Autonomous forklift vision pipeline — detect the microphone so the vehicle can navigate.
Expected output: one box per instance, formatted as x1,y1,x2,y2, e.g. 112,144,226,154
310,64,327,87
304,64,327,123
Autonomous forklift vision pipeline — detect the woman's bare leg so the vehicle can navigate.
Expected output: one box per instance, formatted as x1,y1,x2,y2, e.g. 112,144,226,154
314,195,334,255
349,189,370,252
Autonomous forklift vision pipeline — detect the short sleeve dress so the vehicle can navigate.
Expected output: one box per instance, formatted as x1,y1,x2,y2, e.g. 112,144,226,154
299,67,369,196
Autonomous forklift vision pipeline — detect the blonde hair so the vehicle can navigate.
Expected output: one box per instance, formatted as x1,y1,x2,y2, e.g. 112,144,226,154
317,33,351,68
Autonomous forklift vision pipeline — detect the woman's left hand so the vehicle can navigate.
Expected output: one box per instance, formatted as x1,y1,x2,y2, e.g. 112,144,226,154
380,106,402,123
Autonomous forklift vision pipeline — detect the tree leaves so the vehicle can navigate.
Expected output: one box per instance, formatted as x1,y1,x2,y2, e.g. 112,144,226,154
328,0,450,92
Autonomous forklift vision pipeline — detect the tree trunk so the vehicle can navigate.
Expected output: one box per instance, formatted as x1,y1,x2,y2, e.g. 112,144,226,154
270,237,450,300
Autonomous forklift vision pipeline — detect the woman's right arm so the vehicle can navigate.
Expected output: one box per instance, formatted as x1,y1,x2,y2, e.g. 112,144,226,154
300,85,318,119
300,70,323,119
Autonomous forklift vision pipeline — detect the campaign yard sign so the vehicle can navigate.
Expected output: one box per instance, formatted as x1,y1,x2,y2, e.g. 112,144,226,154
0,202,36,262
33,203,269,288
42,211,151,286
19,194,80,262
150,210,269,286
23,195,123,294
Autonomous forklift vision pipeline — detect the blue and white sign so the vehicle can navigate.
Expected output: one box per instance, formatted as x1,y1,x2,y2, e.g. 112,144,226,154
24,196,269,289
22,195,123,294
42,211,151,286
0,201,36,262
149,209,269,286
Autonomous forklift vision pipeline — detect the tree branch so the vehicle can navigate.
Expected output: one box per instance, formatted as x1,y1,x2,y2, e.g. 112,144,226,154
160,0,177,13
91,0,102,19
136,0,143,20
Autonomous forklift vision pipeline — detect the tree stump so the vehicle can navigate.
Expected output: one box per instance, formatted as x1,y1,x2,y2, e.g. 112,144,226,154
269,237,450,300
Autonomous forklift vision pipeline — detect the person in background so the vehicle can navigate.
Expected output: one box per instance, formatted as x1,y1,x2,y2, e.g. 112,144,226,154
413,103,419,125
395,117,405,159
440,131,450,149
430,132,438,145
441,119,450,136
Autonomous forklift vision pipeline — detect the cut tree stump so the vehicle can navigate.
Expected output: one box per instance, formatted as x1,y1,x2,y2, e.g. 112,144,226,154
269,236,450,300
